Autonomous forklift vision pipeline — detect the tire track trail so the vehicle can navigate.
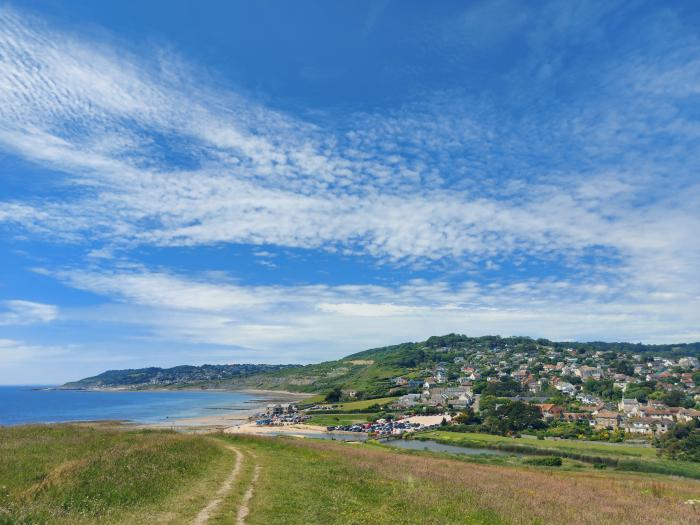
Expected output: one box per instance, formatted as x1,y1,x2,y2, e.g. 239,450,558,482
236,453,261,525
193,445,243,525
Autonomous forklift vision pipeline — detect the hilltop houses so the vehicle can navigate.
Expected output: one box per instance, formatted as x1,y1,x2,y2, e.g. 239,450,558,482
351,340,700,440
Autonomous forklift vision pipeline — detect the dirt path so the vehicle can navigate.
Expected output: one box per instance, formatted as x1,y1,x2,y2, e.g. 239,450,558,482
193,445,243,525
236,453,260,525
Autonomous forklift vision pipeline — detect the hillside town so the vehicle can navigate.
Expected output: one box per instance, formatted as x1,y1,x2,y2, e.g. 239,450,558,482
248,341,700,445
387,343,700,437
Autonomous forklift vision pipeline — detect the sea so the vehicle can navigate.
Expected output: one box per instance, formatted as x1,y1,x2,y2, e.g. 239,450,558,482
0,385,262,426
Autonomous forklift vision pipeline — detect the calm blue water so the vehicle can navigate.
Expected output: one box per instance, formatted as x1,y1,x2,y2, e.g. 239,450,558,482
385,439,510,456
0,386,261,426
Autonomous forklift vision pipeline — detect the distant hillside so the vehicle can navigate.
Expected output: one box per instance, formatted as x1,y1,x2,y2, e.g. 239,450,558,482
63,363,299,389
64,334,700,394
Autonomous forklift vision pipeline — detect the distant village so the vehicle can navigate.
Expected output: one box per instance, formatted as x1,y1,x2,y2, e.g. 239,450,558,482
254,342,700,440
388,345,700,437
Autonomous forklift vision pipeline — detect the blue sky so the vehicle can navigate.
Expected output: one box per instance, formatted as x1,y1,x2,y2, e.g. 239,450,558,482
1,1,699,384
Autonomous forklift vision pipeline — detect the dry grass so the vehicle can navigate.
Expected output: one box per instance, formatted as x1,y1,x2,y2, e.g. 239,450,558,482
4,425,699,524
229,435,700,525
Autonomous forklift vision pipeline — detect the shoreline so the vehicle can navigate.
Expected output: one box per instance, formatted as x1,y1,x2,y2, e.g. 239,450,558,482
139,389,314,430
223,421,358,438
2,388,313,430
57,386,313,397
136,389,313,430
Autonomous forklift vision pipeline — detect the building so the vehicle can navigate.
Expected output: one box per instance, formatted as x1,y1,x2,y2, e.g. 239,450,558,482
625,417,673,435
575,366,603,380
394,393,420,408
554,381,576,396
594,410,623,429
679,357,700,369
677,407,700,422
536,404,564,421
265,403,297,416
562,412,592,423
618,398,640,415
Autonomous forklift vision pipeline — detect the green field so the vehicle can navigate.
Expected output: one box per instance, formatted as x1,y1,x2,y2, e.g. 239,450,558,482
419,431,700,478
331,396,398,411
2,424,700,524
305,413,376,427
421,431,657,457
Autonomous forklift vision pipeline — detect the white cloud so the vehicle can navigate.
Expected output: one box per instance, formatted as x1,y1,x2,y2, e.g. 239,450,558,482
0,4,698,367
2,4,697,277
0,300,59,325
40,266,700,363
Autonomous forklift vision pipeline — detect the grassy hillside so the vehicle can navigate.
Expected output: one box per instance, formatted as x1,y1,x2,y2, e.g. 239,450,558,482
64,334,700,395
0,424,231,524
227,436,700,525
63,364,298,389
2,424,700,524
204,334,700,395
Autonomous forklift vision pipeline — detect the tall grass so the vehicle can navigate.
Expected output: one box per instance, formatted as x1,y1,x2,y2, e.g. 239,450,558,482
219,434,700,525
3,425,699,525
0,425,223,524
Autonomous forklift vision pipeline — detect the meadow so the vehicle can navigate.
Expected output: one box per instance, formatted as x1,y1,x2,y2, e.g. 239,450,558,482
0,424,231,524
419,430,700,479
302,396,397,426
2,424,700,524
332,396,398,410
305,413,375,427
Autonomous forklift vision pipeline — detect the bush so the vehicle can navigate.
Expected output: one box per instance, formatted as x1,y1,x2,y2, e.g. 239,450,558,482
524,456,562,467
325,387,343,403
656,419,700,462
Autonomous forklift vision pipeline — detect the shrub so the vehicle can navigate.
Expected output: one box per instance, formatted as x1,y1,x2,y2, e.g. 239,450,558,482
524,456,563,467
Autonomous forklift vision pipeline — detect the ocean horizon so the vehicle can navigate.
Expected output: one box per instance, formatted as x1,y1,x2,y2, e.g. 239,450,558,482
0,385,263,426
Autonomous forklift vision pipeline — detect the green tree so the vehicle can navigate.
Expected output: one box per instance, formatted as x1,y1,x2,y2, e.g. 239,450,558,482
482,378,522,397
453,407,480,425
662,389,691,408
480,400,545,435
325,387,343,403
656,420,700,462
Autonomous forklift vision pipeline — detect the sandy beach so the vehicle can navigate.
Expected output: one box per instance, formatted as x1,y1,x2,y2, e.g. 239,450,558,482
138,389,313,431
224,421,330,436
